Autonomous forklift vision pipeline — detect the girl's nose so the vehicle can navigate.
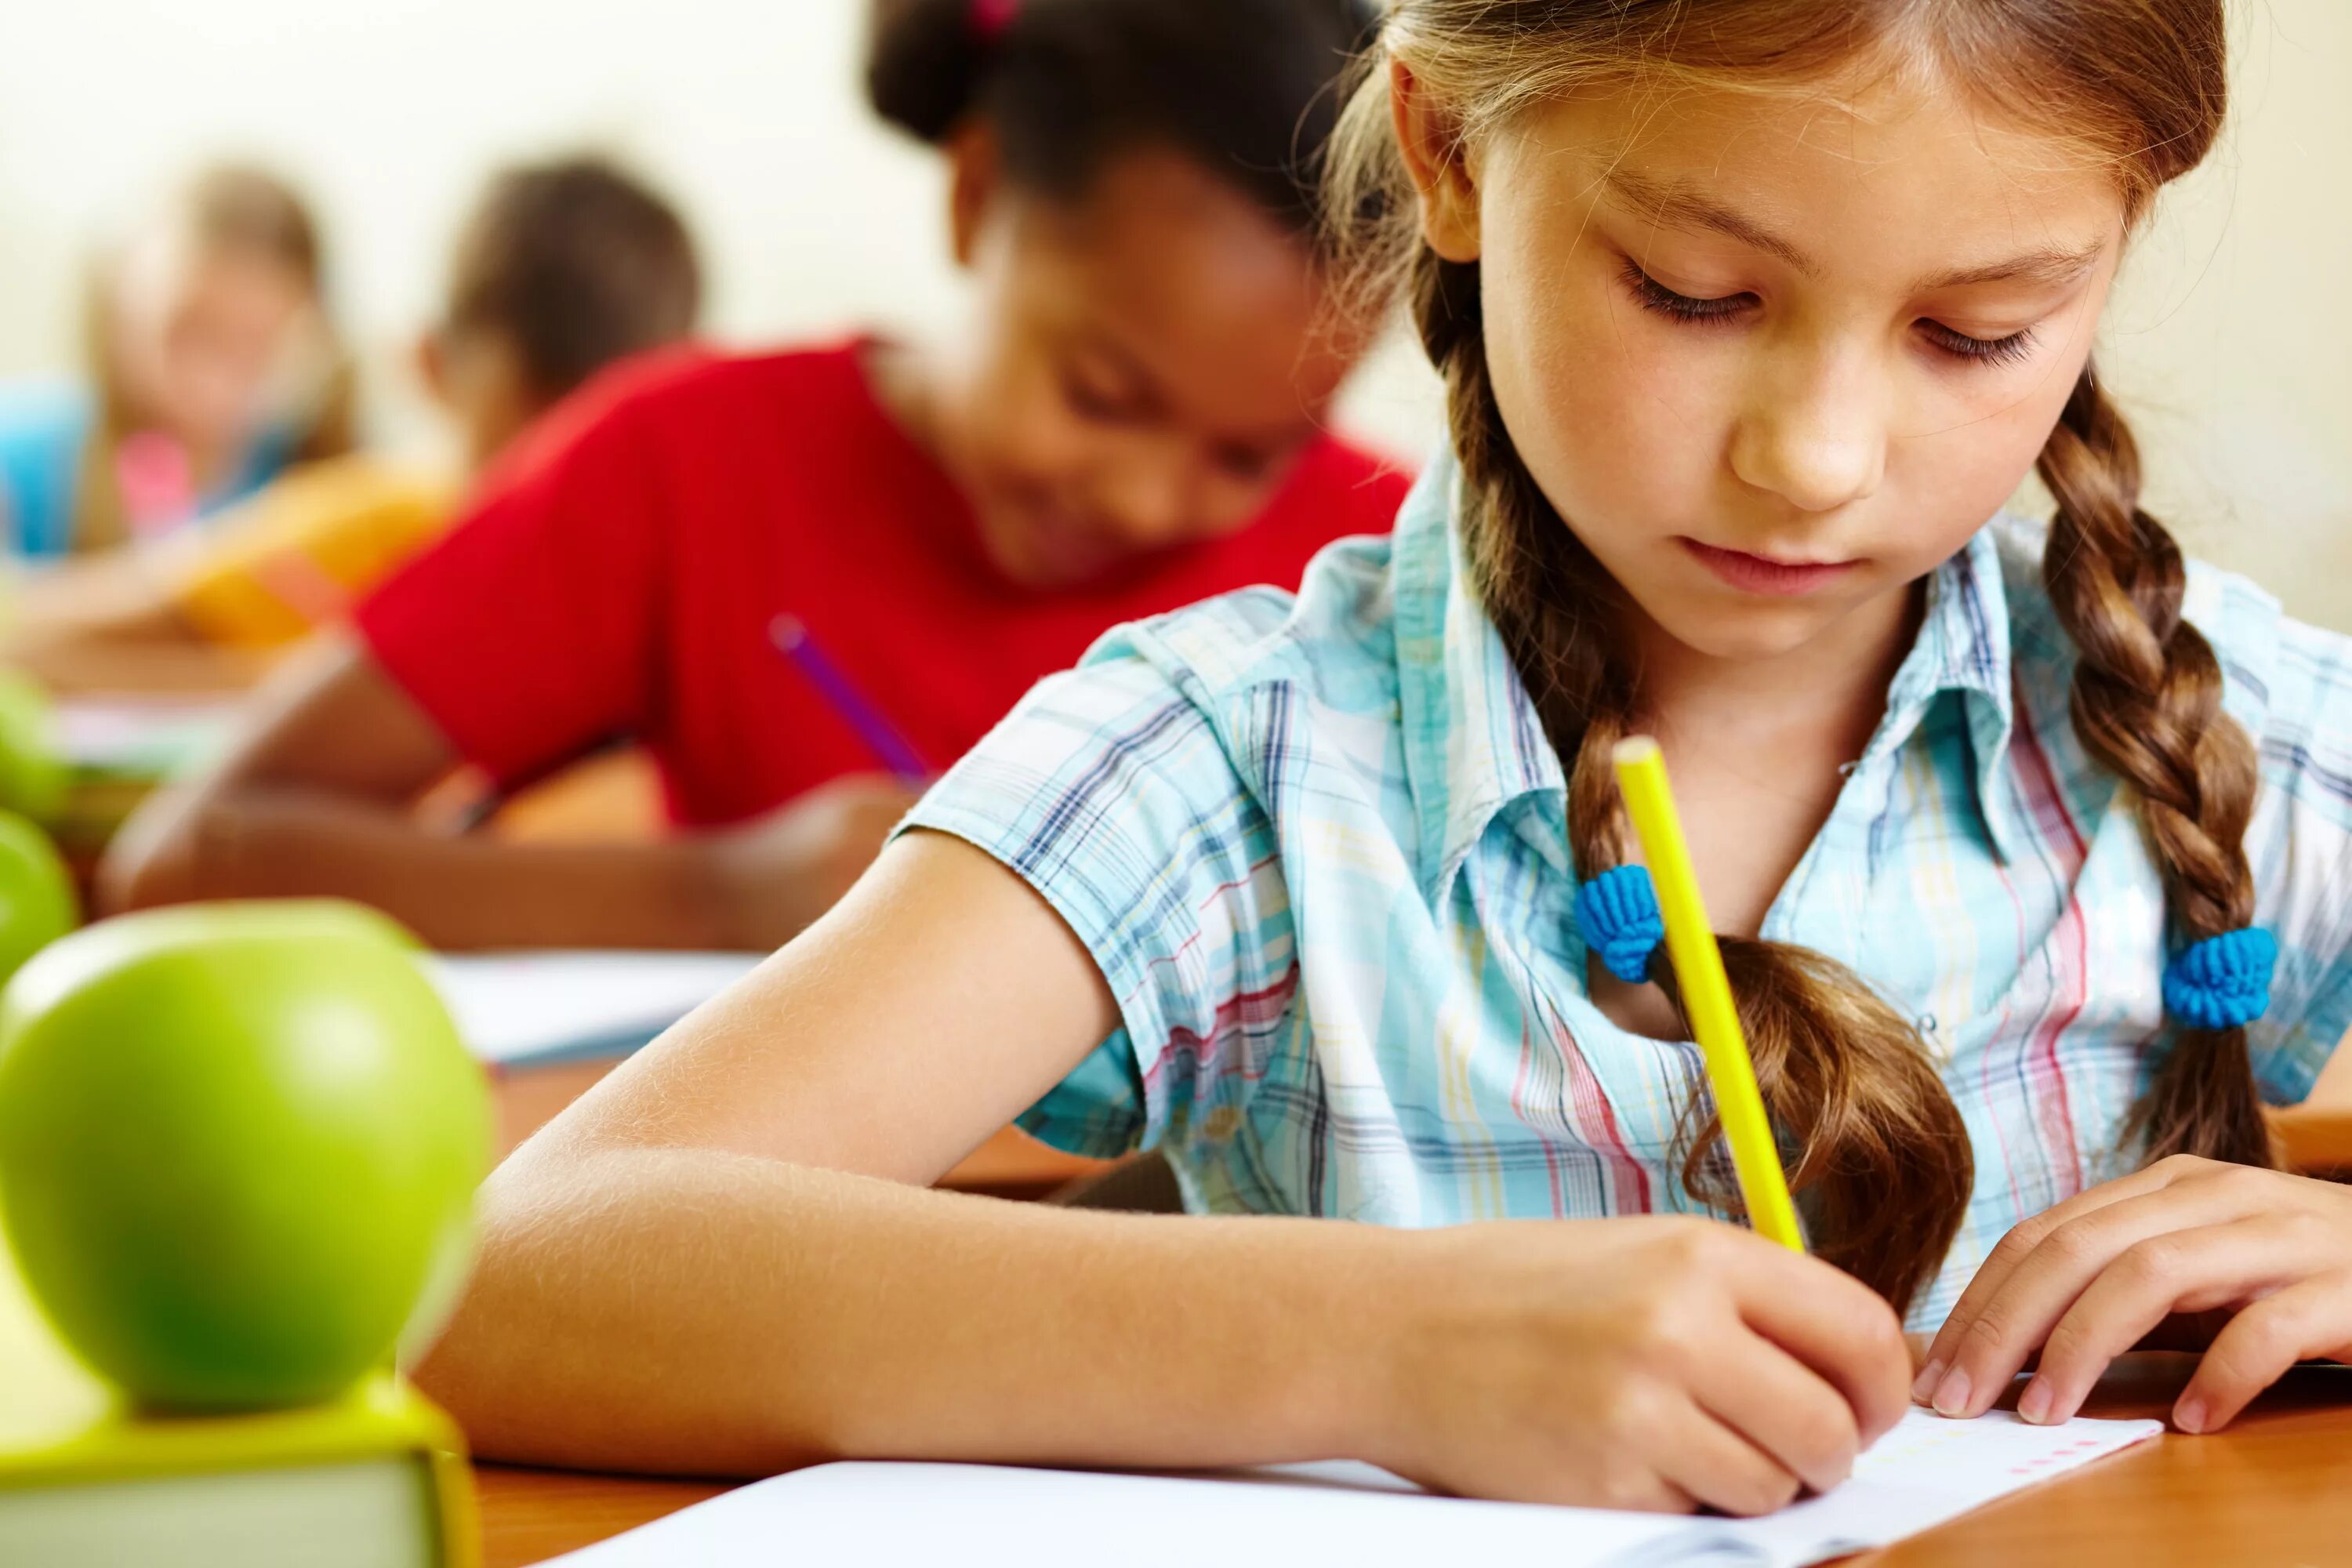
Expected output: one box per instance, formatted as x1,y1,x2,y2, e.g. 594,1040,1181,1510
1096,440,1200,550
1727,344,1888,514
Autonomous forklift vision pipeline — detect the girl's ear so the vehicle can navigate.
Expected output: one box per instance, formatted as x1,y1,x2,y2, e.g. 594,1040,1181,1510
1390,60,1481,263
945,122,1005,270
413,330,450,408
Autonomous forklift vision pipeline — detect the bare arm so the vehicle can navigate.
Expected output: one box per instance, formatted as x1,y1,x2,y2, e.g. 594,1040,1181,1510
99,637,898,951
416,832,1915,1511
3,554,270,694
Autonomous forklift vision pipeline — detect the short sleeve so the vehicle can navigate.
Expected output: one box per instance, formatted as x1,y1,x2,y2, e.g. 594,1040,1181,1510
896,641,1296,1159
2235,604,2352,1104
353,397,664,789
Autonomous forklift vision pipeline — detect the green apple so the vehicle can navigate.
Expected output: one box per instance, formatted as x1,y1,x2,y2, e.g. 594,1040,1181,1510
0,670,65,824
0,810,73,982
0,900,489,1411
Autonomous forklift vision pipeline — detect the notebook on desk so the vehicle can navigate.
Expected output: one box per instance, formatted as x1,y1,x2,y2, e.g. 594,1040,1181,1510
545,1409,2160,1568
423,950,764,1068
53,696,240,782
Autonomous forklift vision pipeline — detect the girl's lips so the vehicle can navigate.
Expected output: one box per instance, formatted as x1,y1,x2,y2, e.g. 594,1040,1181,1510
1681,539,1859,597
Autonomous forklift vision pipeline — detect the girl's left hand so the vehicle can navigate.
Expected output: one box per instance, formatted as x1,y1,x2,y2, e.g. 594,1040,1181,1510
1915,1154,2352,1435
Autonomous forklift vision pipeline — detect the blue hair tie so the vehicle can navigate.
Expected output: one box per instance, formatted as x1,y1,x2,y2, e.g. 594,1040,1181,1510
2161,927,2278,1032
1576,865,1666,985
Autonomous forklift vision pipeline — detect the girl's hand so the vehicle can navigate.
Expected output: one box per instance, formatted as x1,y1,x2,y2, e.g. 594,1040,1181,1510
707,775,927,950
1915,1155,2352,1433
1375,1217,1911,1515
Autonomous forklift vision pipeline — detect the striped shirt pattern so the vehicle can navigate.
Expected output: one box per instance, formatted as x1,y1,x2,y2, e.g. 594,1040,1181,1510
904,454,2352,1327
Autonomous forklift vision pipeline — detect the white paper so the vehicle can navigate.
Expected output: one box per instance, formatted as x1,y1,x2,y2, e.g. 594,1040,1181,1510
547,1459,1694,1568
544,1409,2159,1568
1722,1409,2161,1565
53,696,240,776
423,950,763,1065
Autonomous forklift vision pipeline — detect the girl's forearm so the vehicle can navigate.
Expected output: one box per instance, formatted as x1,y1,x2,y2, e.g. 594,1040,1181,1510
109,782,739,950
2,630,271,695
416,1139,1403,1478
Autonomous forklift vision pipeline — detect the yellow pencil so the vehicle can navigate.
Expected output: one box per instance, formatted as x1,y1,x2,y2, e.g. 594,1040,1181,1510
1610,735,1804,1252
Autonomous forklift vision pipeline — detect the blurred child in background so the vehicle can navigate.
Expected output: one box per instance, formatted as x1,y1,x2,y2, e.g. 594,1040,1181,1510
104,0,1410,953
0,165,352,561
4,157,702,693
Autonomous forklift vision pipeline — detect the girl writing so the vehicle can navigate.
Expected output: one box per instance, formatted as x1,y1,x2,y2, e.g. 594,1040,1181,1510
417,0,2352,1514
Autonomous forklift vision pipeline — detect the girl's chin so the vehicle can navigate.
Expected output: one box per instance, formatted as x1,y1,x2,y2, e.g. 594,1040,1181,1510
1639,596,1858,664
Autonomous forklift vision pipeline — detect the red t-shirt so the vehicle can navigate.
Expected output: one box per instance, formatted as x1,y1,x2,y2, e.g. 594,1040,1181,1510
358,342,1410,827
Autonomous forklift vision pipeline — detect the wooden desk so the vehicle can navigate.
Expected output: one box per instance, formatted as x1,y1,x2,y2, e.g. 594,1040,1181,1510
2273,1102,2352,1174
472,1357,2352,1566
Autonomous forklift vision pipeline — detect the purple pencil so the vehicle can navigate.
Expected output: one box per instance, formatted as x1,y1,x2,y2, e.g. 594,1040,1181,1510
768,614,933,786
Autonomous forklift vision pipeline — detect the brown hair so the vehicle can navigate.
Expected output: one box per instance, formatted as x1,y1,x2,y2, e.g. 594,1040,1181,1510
441,155,702,408
75,164,355,552
1327,2,2247,1312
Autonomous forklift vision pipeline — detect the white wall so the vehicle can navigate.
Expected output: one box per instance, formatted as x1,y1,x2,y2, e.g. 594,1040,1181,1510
0,2,961,445
2,2,2345,621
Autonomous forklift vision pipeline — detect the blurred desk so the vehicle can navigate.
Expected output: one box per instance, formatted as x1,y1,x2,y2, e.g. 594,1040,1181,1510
472,1358,2352,1567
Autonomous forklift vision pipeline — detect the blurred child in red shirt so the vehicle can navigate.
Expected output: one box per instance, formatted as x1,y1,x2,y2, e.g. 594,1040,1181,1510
107,0,1409,951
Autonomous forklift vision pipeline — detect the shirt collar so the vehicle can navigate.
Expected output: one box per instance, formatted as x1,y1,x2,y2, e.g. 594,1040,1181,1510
1392,453,1567,904
1862,522,2022,862
1392,450,2027,898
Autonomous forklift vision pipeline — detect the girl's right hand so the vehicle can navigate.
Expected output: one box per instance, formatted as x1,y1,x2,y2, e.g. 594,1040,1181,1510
706,774,929,950
1368,1216,1912,1515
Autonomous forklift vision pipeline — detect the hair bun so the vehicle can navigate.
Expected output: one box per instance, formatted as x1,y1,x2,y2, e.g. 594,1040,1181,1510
866,0,989,146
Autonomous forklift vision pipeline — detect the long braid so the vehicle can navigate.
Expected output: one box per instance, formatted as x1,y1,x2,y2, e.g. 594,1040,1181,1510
1417,248,1974,1312
2038,368,2274,1167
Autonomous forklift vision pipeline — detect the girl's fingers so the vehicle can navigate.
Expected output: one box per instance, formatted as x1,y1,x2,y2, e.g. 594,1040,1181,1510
1693,1324,1866,1496
1918,1156,2219,1396
2175,1272,2352,1435
1922,1175,2276,1419
1721,1237,1913,1443
1651,1398,1805,1518
2015,1215,2319,1425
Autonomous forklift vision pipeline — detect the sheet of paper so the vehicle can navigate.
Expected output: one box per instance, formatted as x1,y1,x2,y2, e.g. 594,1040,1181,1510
547,1458,1694,1568
423,950,764,1066
543,1409,2161,1568
1721,1409,2163,1566
53,697,240,779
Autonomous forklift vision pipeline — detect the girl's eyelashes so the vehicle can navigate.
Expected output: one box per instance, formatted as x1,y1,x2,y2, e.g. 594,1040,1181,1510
1621,257,1755,323
1212,441,1281,483
1915,319,2038,368
1061,368,1142,423
1622,256,2043,370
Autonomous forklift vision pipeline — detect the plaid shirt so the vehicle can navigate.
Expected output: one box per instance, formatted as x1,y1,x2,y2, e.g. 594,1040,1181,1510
905,454,2352,1325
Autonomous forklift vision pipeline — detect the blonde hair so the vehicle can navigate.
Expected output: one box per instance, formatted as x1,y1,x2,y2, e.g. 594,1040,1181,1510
74,165,356,553
1327,2,2247,1312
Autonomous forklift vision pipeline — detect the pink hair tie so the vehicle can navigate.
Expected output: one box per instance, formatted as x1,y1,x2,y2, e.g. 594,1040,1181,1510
970,0,1019,45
